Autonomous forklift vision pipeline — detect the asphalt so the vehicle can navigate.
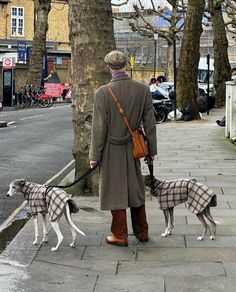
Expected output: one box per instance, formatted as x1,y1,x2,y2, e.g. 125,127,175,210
1,107,236,292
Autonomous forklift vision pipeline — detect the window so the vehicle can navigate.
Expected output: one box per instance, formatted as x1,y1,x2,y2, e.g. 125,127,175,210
11,7,24,37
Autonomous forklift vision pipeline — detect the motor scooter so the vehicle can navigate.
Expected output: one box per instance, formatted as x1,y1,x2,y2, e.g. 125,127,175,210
153,99,173,124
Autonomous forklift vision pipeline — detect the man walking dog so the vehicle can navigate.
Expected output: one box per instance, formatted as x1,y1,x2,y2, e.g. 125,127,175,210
89,50,157,246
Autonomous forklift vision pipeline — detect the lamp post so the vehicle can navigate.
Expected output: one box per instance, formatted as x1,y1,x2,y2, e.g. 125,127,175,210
153,33,158,78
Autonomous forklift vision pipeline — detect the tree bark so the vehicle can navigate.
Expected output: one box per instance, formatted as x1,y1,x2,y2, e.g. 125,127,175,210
27,0,51,87
68,0,115,195
176,0,205,114
210,0,231,107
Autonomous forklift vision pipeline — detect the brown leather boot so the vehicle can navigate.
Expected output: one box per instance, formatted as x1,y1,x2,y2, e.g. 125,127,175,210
108,210,128,246
106,235,128,247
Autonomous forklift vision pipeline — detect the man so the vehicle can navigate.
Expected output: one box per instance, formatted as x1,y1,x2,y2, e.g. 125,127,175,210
89,50,157,246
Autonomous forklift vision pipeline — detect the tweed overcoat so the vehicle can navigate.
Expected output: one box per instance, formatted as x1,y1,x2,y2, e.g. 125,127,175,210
89,74,157,210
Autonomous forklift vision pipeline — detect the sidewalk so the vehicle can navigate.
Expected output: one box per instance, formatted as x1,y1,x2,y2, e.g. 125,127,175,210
1,108,236,292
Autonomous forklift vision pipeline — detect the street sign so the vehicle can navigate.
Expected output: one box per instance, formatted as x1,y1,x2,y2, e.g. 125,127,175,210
17,41,27,61
2,57,16,69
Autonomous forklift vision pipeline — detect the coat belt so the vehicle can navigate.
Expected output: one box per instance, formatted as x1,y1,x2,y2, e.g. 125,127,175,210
106,133,132,145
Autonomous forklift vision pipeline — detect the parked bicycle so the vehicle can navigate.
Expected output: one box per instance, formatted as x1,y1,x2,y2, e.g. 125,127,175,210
19,85,54,108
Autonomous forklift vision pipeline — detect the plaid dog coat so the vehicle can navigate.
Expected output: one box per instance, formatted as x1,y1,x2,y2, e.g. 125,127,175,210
149,177,217,214
22,182,79,221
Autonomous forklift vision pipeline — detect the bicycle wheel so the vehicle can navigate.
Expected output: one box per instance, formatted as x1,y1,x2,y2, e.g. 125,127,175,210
22,95,29,108
37,99,48,108
0,100,3,111
46,98,54,108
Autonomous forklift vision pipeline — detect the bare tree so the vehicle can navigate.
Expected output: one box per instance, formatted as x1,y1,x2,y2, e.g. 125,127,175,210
27,0,51,87
118,0,186,81
68,0,115,195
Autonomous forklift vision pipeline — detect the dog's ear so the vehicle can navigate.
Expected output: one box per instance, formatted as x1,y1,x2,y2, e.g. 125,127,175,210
17,179,26,186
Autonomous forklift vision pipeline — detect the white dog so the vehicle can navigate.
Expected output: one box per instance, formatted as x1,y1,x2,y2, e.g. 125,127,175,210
7,179,85,251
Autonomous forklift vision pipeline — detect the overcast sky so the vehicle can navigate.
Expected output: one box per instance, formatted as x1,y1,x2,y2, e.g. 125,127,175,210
111,0,166,12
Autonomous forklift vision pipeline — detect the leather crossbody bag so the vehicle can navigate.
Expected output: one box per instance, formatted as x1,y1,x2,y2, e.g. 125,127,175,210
107,85,149,159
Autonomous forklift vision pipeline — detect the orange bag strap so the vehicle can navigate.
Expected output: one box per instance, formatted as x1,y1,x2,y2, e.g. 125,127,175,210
107,85,133,135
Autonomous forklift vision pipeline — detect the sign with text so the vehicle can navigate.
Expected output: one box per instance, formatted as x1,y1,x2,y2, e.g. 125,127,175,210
44,83,62,97
17,41,27,61
2,57,16,69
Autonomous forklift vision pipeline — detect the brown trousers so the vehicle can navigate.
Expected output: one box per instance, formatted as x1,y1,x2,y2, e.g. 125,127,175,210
110,204,148,239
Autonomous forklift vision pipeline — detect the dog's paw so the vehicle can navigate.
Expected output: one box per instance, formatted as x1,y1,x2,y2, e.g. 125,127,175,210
167,230,172,235
42,238,48,244
161,233,167,237
70,242,75,248
210,236,215,240
197,236,204,241
51,247,57,252
33,240,39,245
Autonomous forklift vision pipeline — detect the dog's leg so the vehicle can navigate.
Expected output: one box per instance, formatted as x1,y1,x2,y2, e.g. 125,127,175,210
204,207,217,240
42,213,48,243
64,212,76,248
161,209,171,237
168,207,175,235
51,221,64,251
196,213,208,241
33,215,39,245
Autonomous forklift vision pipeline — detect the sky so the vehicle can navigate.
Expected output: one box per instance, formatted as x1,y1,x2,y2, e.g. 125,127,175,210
111,0,166,12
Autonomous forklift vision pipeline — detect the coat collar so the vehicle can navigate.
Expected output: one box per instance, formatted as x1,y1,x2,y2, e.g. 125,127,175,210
110,73,131,83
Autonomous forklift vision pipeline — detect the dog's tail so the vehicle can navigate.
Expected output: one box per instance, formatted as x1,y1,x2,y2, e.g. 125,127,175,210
65,203,86,236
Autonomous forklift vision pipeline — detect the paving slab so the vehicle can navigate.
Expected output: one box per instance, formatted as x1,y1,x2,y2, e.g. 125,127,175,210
94,275,164,292
35,246,117,275
14,261,97,292
137,247,236,262
117,261,225,277
185,235,236,248
83,246,137,261
165,275,236,292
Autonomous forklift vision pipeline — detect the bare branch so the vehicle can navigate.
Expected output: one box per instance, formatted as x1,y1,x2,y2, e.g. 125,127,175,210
111,0,129,7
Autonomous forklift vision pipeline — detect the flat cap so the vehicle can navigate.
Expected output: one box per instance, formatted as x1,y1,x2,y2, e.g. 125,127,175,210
104,50,128,69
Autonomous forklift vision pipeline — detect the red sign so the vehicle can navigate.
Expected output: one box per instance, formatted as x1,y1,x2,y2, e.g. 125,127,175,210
2,57,16,69
44,83,61,97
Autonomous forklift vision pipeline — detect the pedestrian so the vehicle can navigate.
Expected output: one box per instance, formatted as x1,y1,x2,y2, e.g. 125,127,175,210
89,50,157,247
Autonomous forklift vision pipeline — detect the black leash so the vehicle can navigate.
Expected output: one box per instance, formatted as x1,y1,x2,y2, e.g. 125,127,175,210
46,164,98,191
148,163,155,191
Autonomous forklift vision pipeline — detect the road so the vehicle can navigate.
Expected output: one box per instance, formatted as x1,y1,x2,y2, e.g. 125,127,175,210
0,104,74,225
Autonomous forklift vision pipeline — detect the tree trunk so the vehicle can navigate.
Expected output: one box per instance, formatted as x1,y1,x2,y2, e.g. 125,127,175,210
176,0,205,114
68,0,115,195
27,0,51,87
210,0,231,107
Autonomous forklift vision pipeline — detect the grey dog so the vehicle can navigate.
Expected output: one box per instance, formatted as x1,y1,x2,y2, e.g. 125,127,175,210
144,175,218,240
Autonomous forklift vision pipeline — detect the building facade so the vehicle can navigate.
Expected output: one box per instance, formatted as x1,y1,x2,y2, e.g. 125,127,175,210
0,0,70,64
